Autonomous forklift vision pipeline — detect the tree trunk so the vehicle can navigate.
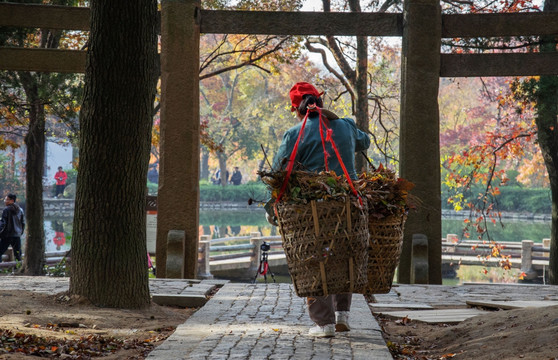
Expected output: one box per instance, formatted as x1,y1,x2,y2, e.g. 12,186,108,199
537,73,558,284
349,0,369,173
200,147,210,181
69,0,157,308
22,88,45,276
218,153,228,187
539,0,558,284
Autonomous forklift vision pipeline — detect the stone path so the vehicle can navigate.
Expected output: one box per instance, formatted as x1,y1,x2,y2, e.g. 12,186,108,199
2,276,392,360
147,283,391,360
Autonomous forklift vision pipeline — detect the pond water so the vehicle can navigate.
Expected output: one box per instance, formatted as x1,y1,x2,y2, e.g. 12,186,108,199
38,210,551,252
36,210,551,284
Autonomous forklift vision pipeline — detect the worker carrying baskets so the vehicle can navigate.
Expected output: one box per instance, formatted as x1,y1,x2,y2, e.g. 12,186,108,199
260,82,414,338
261,82,371,338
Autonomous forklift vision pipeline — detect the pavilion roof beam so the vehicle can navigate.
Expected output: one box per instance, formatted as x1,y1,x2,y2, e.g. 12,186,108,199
0,47,85,73
2,3,558,37
441,52,558,77
442,13,558,38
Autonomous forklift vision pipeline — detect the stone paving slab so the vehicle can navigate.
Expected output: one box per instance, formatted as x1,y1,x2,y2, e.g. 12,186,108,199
465,299,558,310
372,283,558,307
369,303,434,310
0,276,228,298
152,294,208,308
375,308,489,324
147,283,392,360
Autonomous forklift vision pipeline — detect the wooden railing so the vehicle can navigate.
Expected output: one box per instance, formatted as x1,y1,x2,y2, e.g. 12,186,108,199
1,234,550,281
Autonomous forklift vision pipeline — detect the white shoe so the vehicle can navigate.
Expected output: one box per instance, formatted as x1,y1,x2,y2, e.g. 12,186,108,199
335,311,350,332
308,324,335,338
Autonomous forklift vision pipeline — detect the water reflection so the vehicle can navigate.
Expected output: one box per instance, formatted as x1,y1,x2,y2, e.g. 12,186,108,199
196,211,551,243
37,210,551,284
40,211,551,249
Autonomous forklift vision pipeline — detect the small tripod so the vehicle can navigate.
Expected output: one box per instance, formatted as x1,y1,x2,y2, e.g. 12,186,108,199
252,241,276,283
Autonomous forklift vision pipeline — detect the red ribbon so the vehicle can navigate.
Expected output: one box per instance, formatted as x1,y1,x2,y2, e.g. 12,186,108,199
275,107,362,207
275,112,310,204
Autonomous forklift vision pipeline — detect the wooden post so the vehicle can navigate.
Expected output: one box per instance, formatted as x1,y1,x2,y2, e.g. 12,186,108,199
249,232,262,274
158,0,200,278
543,238,551,248
410,234,429,284
197,235,213,279
398,0,442,284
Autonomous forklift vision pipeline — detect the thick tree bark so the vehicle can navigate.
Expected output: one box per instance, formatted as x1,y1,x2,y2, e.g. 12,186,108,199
69,0,157,308
21,81,45,275
539,0,558,284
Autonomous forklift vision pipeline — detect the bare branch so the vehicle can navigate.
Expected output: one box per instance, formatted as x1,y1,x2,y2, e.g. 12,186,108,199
304,38,356,112
200,37,291,80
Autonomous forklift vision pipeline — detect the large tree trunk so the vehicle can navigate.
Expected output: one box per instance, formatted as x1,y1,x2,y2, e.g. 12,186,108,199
70,0,157,308
539,0,558,284
22,82,45,275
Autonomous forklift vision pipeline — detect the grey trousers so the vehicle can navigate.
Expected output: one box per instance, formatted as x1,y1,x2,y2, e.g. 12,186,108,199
307,293,352,326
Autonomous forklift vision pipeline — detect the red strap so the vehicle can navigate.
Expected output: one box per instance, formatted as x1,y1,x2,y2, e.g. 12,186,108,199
275,112,310,203
317,107,330,171
324,125,362,206
275,107,362,207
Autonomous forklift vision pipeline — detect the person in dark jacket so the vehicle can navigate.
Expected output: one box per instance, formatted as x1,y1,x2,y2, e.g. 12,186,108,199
0,194,25,262
271,82,370,338
230,167,242,185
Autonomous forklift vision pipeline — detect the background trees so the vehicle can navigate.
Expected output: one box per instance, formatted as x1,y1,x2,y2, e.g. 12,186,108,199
0,0,83,275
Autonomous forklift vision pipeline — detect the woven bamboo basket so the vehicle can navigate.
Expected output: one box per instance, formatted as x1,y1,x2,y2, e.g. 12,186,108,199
276,197,369,297
365,214,407,294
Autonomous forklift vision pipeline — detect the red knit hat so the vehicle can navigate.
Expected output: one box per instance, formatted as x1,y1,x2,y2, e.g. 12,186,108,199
289,82,323,112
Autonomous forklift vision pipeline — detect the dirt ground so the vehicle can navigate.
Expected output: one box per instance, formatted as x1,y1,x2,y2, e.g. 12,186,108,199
2,289,558,359
0,290,195,359
375,305,558,360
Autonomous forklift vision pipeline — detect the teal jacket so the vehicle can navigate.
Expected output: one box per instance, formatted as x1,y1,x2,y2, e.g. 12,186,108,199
272,113,370,179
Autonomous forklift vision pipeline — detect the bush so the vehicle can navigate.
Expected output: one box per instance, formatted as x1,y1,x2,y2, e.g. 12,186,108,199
442,184,552,214
200,183,269,203
147,181,158,195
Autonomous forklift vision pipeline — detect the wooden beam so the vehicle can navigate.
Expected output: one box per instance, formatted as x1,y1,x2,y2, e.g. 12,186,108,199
442,13,558,38
0,47,85,73
2,2,557,38
441,52,558,77
199,10,403,36
399,0,442,285
0,2,89,30
158,0,201,279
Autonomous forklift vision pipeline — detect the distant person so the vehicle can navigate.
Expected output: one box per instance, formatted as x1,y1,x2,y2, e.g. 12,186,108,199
54,166,68,198
211,169,220,185
230,167,242,185
0,194,25,262
212,169,229,185
147,166,159,184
